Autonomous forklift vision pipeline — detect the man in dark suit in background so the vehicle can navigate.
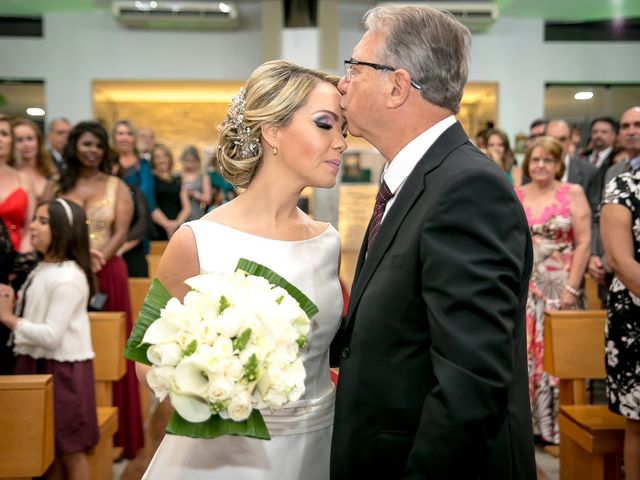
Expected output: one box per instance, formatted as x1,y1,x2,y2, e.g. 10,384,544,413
546,119,600,211
584,116,618,301
46,117,71,175
330,5,536,479
590,107,640,305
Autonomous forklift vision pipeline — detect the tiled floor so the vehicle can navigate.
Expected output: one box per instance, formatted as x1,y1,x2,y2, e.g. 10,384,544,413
113,401,560,480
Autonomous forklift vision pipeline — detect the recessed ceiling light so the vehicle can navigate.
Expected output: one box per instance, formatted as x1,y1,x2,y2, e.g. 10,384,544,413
574,91,594,101
26,107,45,116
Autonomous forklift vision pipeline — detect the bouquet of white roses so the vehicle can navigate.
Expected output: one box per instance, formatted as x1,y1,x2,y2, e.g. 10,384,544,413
124,259,318,440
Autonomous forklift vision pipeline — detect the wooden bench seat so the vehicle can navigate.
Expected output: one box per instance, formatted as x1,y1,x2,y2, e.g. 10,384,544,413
90,311,126,408
544,310,626,480
128,277,153,424
150,240,169,256
0,374,54,478
88,311,127,478
88,406,119,480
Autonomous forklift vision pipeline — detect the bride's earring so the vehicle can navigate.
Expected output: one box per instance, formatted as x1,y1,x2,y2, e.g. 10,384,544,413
272,146,278,156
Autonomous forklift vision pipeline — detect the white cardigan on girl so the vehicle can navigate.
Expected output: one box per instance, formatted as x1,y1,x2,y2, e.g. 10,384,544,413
13,260,95,362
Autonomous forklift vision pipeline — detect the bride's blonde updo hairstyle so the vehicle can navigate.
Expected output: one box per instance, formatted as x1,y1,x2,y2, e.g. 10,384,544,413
217,60,340,189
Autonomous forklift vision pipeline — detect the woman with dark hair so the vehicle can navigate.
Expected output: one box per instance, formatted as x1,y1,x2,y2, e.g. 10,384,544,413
486,128,522,186
59,120,144,459
11,117,57,202
516,136,591,444
601,170,640,480
0,198,99,478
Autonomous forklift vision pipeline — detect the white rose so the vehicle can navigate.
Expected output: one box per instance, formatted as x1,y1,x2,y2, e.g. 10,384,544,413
170,390,211,423
277,294,304,324
271,321,298,346
264,389,288,410
254,325,276,360
208,375,233,402
224,357,244,381
193,344,226,375
196,318,220,344
146,366,175,401
211,336,234,359
266,343,298,365
174,356,210,397
216,306,246,338
183,290,219,323
227,390,253,422
146,342,182,366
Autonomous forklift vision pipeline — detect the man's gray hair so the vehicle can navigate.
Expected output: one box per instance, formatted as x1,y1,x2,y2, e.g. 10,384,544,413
363,4,471,114
48,117,71,132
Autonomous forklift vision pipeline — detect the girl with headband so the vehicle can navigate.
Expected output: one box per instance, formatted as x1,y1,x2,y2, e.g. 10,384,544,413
0,198,99,478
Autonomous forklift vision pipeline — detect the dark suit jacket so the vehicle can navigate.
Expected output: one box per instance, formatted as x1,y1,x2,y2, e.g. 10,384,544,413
567,155,600,214
330,122,536,480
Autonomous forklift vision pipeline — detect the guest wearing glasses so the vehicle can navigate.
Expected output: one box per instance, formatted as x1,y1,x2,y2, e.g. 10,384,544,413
515,136,591,445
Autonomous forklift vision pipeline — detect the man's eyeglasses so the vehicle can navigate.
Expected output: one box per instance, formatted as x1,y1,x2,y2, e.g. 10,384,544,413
343,59,422,91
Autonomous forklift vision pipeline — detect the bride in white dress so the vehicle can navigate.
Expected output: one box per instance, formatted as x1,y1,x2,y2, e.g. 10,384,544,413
137,60,347,479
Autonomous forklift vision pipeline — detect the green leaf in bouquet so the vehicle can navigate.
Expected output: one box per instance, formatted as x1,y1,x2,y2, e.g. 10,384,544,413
123,278,172,365
166,409,271,440
236,258,319,318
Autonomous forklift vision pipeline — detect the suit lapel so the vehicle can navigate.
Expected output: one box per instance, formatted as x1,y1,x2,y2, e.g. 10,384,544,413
345,122,469,330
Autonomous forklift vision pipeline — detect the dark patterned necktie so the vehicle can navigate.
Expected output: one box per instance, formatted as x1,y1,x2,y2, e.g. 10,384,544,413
367,181,393,250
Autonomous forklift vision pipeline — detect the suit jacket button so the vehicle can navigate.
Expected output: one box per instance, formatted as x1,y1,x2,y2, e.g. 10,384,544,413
341,347,350,359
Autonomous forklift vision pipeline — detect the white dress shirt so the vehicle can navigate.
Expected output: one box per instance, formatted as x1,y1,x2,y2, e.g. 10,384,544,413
590,145,613,168
380,115,457,222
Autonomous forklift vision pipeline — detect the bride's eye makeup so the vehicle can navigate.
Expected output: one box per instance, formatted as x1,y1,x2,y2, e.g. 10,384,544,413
313,114,336,131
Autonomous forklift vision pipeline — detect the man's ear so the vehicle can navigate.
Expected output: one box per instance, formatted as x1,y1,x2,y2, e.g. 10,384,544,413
386,69,412,109
261,123,279,151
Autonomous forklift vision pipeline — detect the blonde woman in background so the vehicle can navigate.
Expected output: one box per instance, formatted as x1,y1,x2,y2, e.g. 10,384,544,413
150,144,190,239
515,136,591,445
11,117,57,201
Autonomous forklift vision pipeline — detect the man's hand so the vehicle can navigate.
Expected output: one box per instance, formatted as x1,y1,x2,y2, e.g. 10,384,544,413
588,255,606,285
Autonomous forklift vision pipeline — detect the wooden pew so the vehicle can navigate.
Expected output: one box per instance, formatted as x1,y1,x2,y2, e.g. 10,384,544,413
544,309,626,480
150,240,169,256
146,254,161,279
88,311,126,479
128,277,153,424
90,311,126,408
584,274,601,310
128,277,152,324
0,374,54,479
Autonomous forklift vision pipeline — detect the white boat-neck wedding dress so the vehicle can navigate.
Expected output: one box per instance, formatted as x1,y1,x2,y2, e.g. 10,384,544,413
142,219,343,480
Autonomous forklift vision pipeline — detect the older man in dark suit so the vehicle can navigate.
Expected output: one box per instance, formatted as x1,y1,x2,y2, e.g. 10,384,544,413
331,5,535,479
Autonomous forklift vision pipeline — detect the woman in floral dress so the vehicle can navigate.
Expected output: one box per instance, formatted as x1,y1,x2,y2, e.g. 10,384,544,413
601,168,640,480
515,136,591,444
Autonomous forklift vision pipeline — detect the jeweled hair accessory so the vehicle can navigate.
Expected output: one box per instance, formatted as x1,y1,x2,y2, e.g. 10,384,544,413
227,87,261,159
